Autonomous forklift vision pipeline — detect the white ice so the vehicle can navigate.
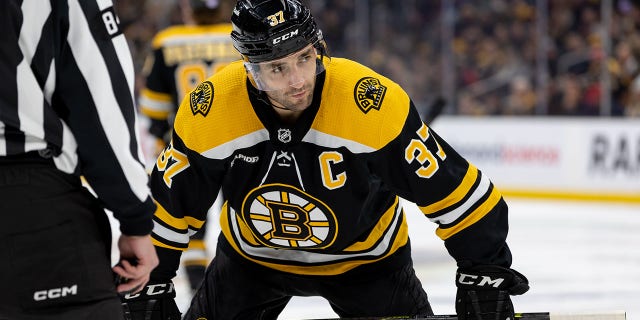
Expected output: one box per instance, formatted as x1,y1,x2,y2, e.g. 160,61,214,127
111,198,640,319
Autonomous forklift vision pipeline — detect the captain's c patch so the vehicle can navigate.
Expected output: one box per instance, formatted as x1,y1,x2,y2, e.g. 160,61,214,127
354,77,387,113
190,81,214,117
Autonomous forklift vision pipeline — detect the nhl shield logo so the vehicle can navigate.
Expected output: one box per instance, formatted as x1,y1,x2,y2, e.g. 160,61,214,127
354,77,387,113
277,128,292,143
190,81,214,117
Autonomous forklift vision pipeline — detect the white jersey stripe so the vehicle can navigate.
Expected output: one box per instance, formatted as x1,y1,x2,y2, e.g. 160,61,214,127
153,221,190,245
427,173,492,225
303,129,376,154
139,95,174,113
227,204,402,264
201,129,270,160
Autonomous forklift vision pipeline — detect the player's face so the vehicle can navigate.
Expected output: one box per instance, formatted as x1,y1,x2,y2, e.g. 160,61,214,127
252,45,319,111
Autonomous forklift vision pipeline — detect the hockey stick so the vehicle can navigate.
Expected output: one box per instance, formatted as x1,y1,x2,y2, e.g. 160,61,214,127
423,96,446,124
308,311,627,320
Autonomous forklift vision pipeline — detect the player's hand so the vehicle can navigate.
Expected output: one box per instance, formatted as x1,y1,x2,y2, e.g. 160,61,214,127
113,234,159,294
455,265,529,320
120,280,181,320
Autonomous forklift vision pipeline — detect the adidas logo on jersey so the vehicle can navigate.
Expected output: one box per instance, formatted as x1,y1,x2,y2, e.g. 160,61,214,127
231,153,259,167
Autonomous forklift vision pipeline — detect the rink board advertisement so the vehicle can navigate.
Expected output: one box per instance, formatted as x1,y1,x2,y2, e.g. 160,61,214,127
431,116,640,202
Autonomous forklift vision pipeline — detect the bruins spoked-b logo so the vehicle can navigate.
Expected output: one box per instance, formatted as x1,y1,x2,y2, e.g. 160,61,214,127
354,77,387,113
241,184,337,249
190,81,214,117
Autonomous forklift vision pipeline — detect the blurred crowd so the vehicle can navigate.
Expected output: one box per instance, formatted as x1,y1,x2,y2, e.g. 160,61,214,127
114,0,640,118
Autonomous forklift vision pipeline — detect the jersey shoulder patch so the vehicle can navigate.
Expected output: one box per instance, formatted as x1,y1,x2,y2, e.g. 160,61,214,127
314,58,411,151
174,61,265,155
189,81,214,117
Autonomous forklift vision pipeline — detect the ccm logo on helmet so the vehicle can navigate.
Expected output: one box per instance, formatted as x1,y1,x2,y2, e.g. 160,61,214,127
33,284,78,301
273,29,299,44
458,273,505,288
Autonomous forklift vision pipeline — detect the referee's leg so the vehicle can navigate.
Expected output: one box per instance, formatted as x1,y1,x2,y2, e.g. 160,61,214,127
0,163,124,320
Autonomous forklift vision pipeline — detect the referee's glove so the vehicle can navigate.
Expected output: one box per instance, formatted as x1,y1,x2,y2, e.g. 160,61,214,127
120,280,181,320
455,265,529,320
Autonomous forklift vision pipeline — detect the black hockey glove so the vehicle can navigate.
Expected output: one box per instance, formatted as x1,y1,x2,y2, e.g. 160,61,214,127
120,280,181,320
455,265,529,320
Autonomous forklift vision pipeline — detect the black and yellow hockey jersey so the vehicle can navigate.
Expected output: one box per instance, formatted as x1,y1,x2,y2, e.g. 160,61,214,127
149,58,512,279
139,23,239,139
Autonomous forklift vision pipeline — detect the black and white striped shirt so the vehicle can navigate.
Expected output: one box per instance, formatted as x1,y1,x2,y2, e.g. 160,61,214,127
0,0,155,235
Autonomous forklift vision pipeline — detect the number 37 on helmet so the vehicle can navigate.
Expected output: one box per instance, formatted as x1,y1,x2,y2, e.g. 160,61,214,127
231,0,330,91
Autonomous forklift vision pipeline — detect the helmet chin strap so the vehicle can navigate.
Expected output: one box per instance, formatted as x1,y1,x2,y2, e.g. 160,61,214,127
271,103,291,111
255,89,292,111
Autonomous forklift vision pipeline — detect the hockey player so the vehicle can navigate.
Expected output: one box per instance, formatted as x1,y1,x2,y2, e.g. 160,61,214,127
138,0,240,292
139,0,238,156
121,0,529,319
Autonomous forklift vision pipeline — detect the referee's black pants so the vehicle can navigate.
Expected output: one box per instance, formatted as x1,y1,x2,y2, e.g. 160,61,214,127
0,157,124,320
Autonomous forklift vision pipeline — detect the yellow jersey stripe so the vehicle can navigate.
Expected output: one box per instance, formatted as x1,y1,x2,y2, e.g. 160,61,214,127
344,197,399,252
419,163,478,215
188,239,206,250
219,203,409,275
152,238,186,251
154,201,205,230
140,88,172,102
436,186,502,240
155,202,187,230
185,216,205,229
152,24,233,48
220,208,409,275
427,173,491,225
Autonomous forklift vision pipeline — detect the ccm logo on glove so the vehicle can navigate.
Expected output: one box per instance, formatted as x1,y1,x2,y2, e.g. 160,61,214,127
122,282,174,300
457,273,505,288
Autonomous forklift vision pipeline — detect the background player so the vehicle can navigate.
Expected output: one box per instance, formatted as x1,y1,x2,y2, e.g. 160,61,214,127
137,0,239,292
139,0,238,156
122,0,529,319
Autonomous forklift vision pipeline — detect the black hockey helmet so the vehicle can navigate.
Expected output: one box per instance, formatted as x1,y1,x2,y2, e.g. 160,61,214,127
230,0,327,63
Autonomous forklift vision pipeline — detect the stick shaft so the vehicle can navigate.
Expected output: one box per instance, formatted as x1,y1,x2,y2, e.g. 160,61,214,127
309,311,627,320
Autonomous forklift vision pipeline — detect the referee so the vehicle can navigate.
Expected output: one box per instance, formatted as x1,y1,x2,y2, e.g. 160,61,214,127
0,1,158,319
